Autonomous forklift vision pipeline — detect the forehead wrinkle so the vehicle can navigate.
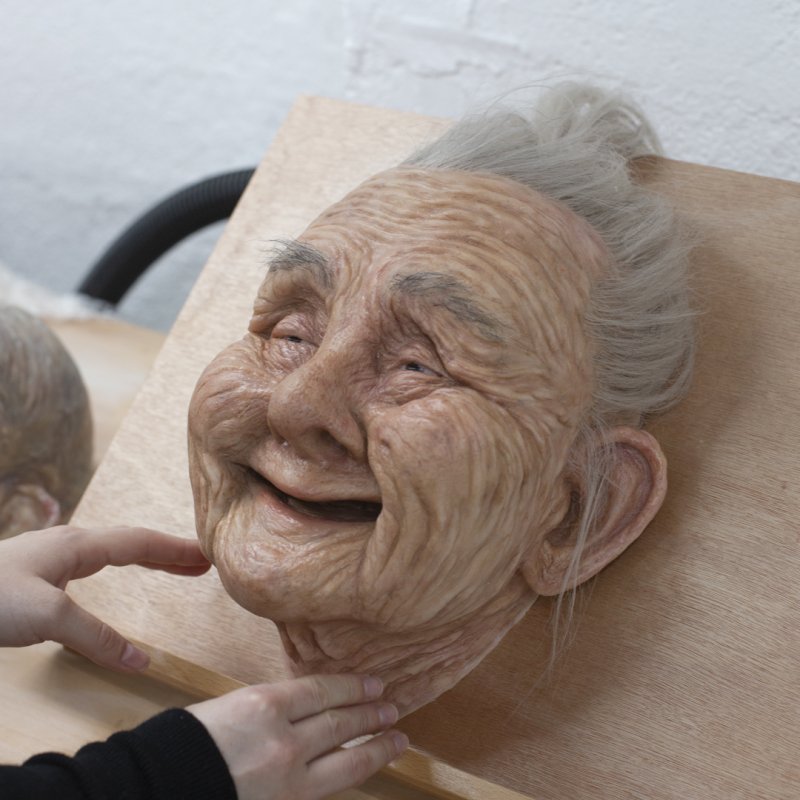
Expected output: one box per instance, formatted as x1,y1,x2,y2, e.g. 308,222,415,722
298,168,600,364
390,271,506,343
522,245,589,347
265,238,335,291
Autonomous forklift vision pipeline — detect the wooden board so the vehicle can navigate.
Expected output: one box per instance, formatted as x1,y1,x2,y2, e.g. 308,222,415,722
67,96,800,799
0,642,437,800
47,318,166,461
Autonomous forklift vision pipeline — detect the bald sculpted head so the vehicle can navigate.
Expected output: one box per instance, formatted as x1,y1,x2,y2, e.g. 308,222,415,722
0,306,93,538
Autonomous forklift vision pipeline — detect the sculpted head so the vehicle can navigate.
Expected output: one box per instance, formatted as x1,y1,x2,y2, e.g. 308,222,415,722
188,84,694,713
0,306,93,538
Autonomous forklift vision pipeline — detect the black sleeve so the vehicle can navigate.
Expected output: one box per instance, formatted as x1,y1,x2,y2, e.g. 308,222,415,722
0,708,238,800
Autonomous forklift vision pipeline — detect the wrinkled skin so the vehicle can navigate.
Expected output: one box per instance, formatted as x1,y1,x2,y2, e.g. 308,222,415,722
188,168,609,713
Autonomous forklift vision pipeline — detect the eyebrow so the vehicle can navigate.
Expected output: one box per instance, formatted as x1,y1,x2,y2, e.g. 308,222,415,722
266,239,334,290
392,271,505,342
266,242,505,343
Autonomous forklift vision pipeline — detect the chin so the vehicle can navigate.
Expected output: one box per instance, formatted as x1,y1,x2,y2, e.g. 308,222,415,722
206,505,376,625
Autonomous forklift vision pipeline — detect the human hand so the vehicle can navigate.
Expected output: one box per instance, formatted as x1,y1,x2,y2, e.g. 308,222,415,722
188,674,408,800
0,524,210,670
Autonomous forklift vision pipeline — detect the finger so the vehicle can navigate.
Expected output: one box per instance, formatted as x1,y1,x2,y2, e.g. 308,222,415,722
41,591,149,672
295,702,398,759
137,561,212,576
306,729,408,798
66,528,210,580
279,674,384,722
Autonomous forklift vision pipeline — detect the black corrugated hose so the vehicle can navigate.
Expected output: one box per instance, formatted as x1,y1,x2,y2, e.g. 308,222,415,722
77,168,255,305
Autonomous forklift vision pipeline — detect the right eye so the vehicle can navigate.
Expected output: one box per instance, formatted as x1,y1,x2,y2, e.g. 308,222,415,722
266,316,320,369
271,314,316,345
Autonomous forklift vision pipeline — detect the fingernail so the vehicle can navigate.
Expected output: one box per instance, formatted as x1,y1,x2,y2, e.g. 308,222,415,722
364,676,383,698
121,643,150,670
379,703,398,727
391,731,409,754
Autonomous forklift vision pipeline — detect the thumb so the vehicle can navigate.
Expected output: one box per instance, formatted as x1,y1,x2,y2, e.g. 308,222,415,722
49,594,150,672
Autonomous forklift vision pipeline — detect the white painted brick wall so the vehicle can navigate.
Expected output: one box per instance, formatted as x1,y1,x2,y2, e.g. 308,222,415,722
1,0,797,328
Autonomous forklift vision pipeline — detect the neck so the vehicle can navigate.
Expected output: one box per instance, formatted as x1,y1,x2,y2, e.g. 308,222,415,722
277,576,536,716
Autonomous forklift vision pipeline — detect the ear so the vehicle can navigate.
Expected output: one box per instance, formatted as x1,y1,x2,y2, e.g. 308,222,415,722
524,426,667,596
0,483,61,539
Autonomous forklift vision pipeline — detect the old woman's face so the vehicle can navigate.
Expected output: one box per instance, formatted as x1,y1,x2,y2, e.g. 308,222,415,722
188,168,607,633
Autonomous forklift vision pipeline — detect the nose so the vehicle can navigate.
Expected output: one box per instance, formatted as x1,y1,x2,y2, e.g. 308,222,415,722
266,345,367,465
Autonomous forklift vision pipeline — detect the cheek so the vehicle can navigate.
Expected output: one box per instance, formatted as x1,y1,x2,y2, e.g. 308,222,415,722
212,507,363,621
411,391,544,506
188,339,272,461
361,392,546,628
188,339,273,547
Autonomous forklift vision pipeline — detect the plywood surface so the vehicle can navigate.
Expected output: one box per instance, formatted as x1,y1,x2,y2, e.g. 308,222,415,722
0,643,197,765
0,643,435,800
63,97,800,799
47,317,166,461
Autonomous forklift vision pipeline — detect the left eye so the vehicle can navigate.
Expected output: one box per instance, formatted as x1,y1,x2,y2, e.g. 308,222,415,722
403,361,439,376
282,335,304,344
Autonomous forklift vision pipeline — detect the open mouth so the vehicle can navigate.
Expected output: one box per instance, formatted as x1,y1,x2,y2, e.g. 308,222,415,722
246,468,382,523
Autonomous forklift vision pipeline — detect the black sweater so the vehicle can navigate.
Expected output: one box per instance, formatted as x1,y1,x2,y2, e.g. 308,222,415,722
0,708,237,799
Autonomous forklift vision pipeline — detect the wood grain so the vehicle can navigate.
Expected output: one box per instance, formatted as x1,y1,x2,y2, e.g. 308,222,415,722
47,317,165,462
61,97,800,799
0,642,198,765
0,642,434,800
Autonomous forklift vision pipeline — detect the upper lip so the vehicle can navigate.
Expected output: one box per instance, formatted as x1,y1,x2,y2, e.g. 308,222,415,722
255,470,381,503
245,465,383,524
245,465,381,506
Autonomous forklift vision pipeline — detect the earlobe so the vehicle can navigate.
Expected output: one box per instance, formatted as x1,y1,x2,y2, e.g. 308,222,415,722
524,426,667,596
0,483,61,539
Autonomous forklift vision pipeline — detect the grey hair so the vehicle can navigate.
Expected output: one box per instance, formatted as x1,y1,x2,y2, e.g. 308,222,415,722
0,305,93,525
404,83,695,652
